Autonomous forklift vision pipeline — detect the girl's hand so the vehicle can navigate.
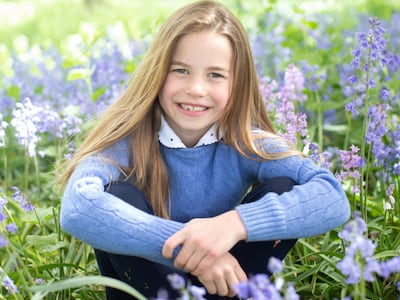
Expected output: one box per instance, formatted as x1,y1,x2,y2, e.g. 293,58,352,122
162,210,247,273
193,252,247,297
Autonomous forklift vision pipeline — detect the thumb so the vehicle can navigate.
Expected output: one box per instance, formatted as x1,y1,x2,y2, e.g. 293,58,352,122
162,230,186,259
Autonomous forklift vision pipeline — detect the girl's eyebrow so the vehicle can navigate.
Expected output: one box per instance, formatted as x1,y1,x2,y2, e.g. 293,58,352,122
171,60,231,73
171,60,189,66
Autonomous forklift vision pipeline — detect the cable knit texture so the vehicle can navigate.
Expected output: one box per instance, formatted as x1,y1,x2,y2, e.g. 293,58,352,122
60,137,350,267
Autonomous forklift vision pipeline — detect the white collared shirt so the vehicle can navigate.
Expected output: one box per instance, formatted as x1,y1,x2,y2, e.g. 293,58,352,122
158,114,220,148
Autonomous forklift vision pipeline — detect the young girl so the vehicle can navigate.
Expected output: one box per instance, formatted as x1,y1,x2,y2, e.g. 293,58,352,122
59,1,350,299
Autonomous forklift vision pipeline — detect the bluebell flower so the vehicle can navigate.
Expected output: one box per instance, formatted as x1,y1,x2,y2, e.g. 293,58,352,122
0,235,8,248
379,256,400,278
337,255,361,284
166,273,185,290
275,64,309,145
11,186,35,212
380,87,390,100
285,284,299,300
336,213,394,285
363,258,381,282
34,278,45,285
2,274,19,294
343,15,393,122
250,11,292,78
268,256,283,274
348,75,358,84
6,223,18,234
188,285,207,300
0,210,6,222
299,61,326,91
234,257,299,299
305,143,333,170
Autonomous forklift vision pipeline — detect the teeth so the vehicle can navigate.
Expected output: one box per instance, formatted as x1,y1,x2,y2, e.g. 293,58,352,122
180,104,207,112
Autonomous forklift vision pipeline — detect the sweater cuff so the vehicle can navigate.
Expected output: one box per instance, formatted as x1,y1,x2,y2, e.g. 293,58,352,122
235,194,287,242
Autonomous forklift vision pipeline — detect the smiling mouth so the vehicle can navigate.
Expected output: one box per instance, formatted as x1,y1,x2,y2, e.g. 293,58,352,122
180,104,208,112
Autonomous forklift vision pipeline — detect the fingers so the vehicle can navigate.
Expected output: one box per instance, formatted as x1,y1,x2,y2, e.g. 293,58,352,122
197,257,248,297
163,228,218,272
200,275,236,297
162,231,185,259
174,244,207,271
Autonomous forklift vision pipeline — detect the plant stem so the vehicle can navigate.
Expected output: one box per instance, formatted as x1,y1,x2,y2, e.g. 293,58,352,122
315,91,324,149
359,44,372,221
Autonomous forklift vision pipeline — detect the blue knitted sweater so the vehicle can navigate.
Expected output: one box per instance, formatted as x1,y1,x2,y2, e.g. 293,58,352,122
60,136,350,268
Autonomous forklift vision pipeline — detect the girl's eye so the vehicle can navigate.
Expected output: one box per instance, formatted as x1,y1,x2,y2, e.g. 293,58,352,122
173,68,189,74
209,72,224,79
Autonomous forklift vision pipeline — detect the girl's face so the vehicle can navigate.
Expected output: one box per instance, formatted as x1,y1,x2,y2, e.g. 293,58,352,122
159,31,233,147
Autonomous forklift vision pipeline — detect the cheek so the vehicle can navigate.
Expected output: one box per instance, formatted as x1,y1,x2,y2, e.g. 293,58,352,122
158,79,173,106
215,85,231,109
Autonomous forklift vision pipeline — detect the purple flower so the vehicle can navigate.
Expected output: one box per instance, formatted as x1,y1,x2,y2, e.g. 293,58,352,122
0,235,9,248
2,275,19,294
268,257,283,274
338,145,363,169
34,278,45,285
379,256,400,278
235,270,299,300
306,143,333,169
188,285,207,300
285,284,299,300
348,75,358,84
336,213,388,285
380,87,390,100
259,77,278,112
299,61,326,91
11,186,35,212
0,210,6,222
337,145,364,193
337,255,362,284
166,273,185,290
6,223,18,234
339,212,367,241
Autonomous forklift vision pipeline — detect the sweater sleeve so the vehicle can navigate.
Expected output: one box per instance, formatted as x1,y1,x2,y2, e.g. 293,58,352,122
235,154,350,241
59,140,183,267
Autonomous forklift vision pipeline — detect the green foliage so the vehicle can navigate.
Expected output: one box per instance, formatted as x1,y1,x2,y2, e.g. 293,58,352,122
0,0,399,299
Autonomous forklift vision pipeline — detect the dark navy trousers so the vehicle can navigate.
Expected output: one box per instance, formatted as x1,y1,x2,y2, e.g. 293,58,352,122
94,177,297,299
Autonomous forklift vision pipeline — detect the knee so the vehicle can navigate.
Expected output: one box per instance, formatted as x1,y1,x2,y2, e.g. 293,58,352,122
244,177,297,203
105,181,153,214
265,177,297,195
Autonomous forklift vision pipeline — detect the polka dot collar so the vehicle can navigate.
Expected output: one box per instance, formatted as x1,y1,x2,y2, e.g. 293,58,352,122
158,114,221,148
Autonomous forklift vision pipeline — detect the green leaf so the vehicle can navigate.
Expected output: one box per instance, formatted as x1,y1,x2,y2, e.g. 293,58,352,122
29,276,147,300
374,250,400,260
7,85,20,99
91,86,107,102
67,68,91,81
26,233,65,253
322,124,348,133
21,207,54,223
301,19,319,30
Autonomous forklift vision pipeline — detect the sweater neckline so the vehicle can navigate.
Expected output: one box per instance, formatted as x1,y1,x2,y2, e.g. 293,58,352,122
158,114,221,149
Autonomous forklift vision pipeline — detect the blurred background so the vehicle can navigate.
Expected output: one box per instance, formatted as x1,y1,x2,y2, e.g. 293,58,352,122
1,0,399,50
0,1,399,299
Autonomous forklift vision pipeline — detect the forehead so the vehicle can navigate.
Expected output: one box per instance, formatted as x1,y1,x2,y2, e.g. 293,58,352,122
172,31,233,67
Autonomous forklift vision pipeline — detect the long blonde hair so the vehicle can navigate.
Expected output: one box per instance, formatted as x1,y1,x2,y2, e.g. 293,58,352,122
60,0,301,218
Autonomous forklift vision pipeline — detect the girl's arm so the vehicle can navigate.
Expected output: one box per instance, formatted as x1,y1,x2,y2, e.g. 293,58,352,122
236,155,350,242
60,141,184,267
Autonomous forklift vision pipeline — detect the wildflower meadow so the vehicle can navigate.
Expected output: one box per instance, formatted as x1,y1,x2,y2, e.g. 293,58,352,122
0,0,399,299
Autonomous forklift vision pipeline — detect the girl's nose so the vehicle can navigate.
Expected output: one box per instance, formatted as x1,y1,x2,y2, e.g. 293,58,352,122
185,76,206,96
